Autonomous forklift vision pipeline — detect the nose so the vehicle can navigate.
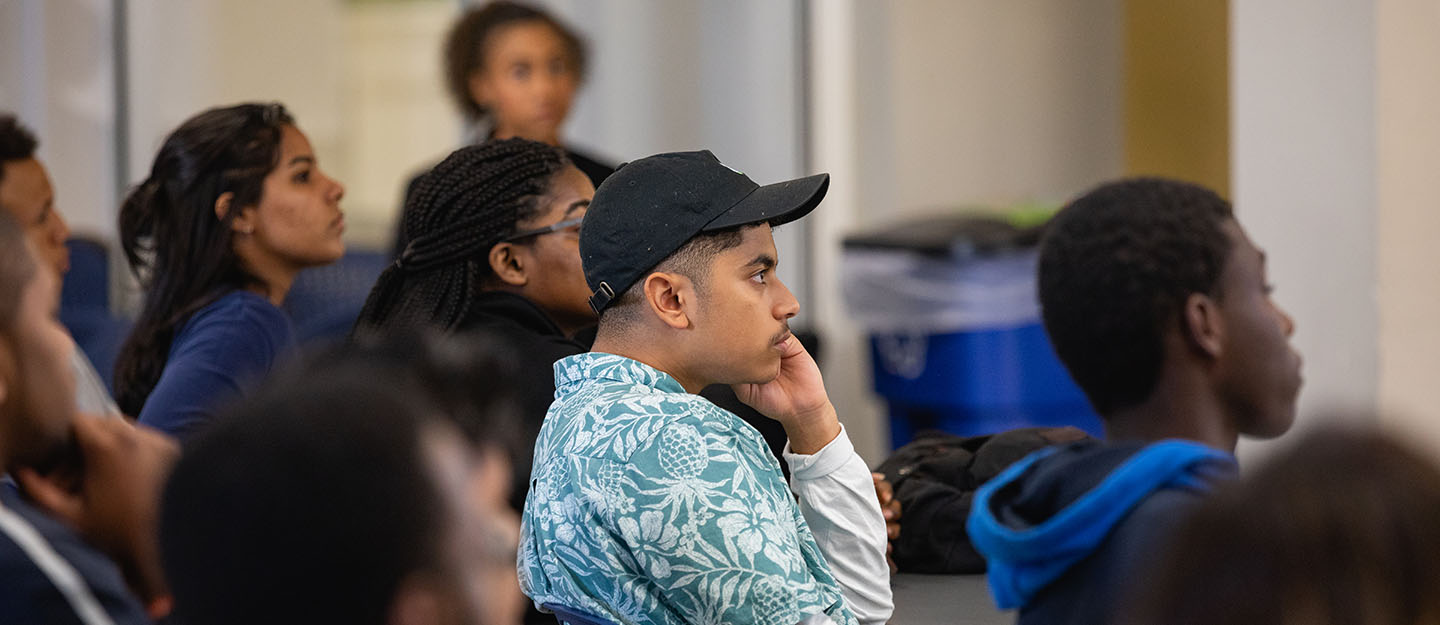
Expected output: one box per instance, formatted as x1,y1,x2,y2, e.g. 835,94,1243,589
52,211,71,243
774,277,800,320
327,174,345,204
1277,304,1296,337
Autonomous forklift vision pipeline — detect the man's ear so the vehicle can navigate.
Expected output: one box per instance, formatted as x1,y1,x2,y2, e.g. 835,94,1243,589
644,272,694,330
487,242,528,287
1182,292,1225,360
214,192,254,235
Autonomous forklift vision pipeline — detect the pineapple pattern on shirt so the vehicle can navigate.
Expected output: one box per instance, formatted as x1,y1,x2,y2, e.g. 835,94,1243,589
519,352,857,625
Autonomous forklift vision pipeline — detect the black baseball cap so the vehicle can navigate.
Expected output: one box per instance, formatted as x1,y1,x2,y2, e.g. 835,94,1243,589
580,150,829,314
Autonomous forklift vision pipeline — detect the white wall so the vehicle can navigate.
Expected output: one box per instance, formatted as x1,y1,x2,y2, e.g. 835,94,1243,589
810,0,1125,461
123,0,454,248
1231,0,1380,460
1376,0,1440,448
0,0,117,241
537,0,810,303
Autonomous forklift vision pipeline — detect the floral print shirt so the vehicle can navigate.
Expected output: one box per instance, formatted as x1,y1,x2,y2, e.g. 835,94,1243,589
519,353,856,625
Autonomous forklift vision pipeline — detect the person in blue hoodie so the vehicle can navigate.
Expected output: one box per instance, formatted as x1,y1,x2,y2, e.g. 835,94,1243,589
966,177,1304,625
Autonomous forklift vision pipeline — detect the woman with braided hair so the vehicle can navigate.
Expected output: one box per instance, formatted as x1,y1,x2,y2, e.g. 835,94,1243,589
114,103,346,440
359,137,593,341
358,140,592,516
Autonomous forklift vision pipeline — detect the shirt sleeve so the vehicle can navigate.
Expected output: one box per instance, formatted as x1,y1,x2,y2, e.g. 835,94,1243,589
785,425,895,625
136,298,292,440
606,415,843,625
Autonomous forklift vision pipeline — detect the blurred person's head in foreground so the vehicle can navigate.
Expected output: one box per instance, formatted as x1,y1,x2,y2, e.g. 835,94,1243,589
1038,177,1303,451
0,210,74,473
1129,422,1440,625
159,331,526,625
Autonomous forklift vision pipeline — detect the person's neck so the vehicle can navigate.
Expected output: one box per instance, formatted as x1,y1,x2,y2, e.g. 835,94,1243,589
240,259,296,307
592,331,706,393
494,286,593,338
1103,365,1238,453
491,126,561,148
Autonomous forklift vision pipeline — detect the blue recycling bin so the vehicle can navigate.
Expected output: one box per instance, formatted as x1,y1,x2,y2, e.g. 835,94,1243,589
869,324,1101,447
843,214,1103,448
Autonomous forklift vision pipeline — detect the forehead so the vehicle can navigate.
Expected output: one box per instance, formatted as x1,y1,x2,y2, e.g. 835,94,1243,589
276,125,312,162
1219,218,1263,272
525,166,592,223
719,224,777,263
0,158,53,208
486,21,568,61
546,166,593,203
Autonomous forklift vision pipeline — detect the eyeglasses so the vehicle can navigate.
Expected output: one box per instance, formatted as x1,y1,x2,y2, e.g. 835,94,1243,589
503,217,583,242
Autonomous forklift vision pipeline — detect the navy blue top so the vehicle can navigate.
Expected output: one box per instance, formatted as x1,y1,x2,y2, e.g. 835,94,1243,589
966,439,1237,625
136,290,295,441
0,486,150,624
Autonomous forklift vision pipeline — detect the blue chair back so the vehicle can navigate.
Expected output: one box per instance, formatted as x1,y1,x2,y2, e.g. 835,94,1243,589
61,237,110,309
282,249,390,345
58,237,130,392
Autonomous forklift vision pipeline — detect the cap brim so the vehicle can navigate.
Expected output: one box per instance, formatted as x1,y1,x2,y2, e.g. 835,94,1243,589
702,173,830,231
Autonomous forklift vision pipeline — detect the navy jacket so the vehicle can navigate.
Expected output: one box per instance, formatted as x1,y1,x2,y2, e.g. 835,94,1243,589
0,486,150,624
966,439,1236,625
136,290,294,441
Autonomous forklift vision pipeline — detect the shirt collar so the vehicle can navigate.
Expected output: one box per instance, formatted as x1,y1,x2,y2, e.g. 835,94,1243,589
554,352,687,394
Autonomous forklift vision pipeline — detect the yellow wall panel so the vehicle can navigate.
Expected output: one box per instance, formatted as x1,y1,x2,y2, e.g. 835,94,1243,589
1124,0,1230,196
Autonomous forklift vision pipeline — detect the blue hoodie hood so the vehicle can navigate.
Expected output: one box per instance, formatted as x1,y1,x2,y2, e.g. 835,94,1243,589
965,439,1236,610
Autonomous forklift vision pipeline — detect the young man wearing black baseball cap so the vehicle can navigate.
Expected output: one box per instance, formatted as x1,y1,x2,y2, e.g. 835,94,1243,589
518,151,892,625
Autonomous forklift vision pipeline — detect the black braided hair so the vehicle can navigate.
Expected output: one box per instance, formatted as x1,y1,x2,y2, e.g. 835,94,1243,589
354,138,569,336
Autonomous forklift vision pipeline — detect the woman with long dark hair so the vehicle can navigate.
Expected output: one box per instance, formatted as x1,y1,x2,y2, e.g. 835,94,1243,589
115,103,345,439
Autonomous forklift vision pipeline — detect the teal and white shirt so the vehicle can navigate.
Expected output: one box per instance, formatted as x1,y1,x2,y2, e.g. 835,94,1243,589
518,353,892,625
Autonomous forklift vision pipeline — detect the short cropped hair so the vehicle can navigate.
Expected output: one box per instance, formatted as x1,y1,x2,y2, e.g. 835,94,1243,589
1038,177,1233,416
161,370,448,625
0,113,39,188
598,225,747,329
0,212,36,327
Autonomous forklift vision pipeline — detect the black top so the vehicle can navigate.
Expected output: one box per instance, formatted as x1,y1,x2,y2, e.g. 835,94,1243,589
565,146,615,190
460,291,790,510
0,485,151,625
